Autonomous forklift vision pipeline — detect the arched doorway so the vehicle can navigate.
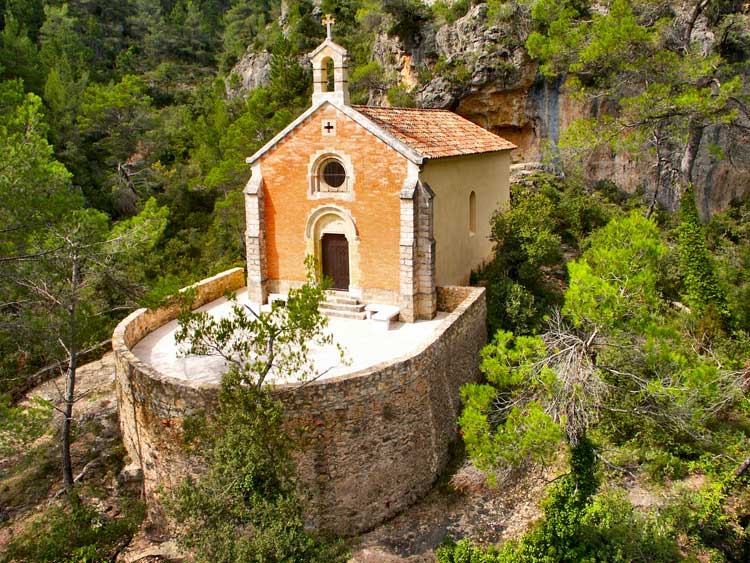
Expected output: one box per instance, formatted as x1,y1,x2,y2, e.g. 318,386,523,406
304,205,360,294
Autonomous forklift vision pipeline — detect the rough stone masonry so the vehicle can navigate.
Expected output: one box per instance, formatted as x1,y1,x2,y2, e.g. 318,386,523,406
113,268,486,535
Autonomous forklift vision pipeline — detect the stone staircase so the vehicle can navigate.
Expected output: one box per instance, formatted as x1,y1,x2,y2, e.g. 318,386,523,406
319,291,367,320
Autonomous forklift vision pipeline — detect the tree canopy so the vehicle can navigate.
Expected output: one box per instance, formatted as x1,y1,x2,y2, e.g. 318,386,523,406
527,0,749,208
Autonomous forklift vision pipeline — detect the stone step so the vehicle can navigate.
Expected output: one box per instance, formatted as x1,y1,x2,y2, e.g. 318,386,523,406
324,291,361,306
319,306,368,320
326,296,361,306
321,301,366,313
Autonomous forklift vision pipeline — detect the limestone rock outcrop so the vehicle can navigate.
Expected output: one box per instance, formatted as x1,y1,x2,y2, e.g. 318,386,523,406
228,2,750,217
228,50,271,95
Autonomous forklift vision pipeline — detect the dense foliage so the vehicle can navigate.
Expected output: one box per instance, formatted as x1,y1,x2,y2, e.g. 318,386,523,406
0,0,319,400
678,187,731,327
477,174,618,335
438,440,684,563
1,1,749,560
453,190,750,561
526,0,749,206
2,500,145,563
168,376,346,563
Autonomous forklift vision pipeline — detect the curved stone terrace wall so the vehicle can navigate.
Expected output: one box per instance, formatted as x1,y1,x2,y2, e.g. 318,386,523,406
113,268,486,536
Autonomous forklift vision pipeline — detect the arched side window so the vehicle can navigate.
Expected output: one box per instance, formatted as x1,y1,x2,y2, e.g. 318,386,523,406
469,190,477,235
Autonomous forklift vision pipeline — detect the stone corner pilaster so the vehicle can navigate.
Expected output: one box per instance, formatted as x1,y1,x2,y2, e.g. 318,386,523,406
245,170,268,304
399,185,417,323
414,181,436,320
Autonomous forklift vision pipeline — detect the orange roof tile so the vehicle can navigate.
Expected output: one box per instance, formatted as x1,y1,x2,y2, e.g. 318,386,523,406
354,106,516,159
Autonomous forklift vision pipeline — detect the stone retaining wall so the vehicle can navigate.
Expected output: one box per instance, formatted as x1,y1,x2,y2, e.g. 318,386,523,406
113,267,245,525
113,272,486,536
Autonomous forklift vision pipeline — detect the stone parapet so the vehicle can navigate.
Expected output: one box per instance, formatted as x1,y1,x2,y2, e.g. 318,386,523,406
113,277,486,536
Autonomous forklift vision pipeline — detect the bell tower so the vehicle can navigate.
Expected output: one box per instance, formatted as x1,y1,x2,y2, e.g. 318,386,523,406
309,15,350,106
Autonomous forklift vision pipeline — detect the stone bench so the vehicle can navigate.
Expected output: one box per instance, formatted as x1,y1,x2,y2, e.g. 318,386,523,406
365,304,400,331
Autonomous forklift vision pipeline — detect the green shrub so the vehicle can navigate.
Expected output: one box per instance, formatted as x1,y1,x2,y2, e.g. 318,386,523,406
386,85,416,107
643,449,690,483
433,55,473,85
705,196,750,331
479,174,616,335
437,538,500,563
677,188,731,328
382,0,430,48
2,500,144,563
349,61,387,103
577,490,680,562
431,0,471,24
439,440,682,563
662,478,750,560
167,372,347,563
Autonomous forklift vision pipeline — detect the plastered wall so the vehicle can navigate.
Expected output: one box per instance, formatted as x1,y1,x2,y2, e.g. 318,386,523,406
420,151,510,286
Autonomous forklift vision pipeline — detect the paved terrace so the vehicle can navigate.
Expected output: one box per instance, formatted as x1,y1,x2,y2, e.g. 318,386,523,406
132,288,448,385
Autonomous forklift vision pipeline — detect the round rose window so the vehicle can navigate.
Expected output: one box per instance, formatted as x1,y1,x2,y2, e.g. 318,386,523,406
322,160,346,188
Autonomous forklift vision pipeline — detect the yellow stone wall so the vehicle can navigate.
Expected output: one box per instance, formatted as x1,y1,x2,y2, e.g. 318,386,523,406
420,151,511,286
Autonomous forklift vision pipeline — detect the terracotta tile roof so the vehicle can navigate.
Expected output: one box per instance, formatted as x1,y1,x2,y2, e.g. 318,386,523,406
354,106,516,159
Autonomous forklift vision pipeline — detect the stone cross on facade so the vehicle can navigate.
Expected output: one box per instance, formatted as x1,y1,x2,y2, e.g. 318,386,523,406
322,14,335,40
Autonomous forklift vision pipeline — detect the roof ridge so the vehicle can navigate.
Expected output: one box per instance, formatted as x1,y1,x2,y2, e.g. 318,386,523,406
353,104,517,159
353,105,453,113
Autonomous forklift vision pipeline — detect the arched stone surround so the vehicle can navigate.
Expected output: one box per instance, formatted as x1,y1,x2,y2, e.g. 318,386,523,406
308,148,355,200
304,204,360,295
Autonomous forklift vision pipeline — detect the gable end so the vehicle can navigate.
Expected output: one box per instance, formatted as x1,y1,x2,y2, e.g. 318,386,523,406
245,101,425,166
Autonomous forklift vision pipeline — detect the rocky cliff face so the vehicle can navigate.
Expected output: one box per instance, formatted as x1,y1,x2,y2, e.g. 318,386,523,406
229,50,271,95
409,3,750,217
230,2,750,217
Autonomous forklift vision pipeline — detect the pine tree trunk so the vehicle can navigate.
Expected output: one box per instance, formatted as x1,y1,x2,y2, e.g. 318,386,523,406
61,259,79,499
680,123,704,193
61,353,77,493
647,133,666,219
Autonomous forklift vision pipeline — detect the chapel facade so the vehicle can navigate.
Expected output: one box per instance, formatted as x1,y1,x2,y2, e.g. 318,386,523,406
244,29,515,322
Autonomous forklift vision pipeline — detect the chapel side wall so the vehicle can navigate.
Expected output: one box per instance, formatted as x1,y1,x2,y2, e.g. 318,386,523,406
421,151,510,286
260,104,407,300
113,282,486,536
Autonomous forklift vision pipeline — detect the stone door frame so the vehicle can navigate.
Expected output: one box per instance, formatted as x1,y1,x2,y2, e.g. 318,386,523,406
304,204,361,297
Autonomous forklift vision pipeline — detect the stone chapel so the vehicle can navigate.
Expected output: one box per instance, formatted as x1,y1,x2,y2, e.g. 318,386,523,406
244,26,515,322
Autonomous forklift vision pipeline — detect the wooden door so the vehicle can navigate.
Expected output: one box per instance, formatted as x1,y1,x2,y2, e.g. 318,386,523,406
321,234,349,290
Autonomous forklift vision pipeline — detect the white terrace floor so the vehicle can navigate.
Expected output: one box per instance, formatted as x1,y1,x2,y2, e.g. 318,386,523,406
132,288,448,385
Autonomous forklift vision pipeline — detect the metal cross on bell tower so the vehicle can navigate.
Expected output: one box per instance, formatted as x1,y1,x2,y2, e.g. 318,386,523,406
322,14,335,40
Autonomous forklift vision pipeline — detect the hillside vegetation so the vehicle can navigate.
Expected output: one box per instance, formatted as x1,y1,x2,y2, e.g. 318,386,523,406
0,1,749,562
